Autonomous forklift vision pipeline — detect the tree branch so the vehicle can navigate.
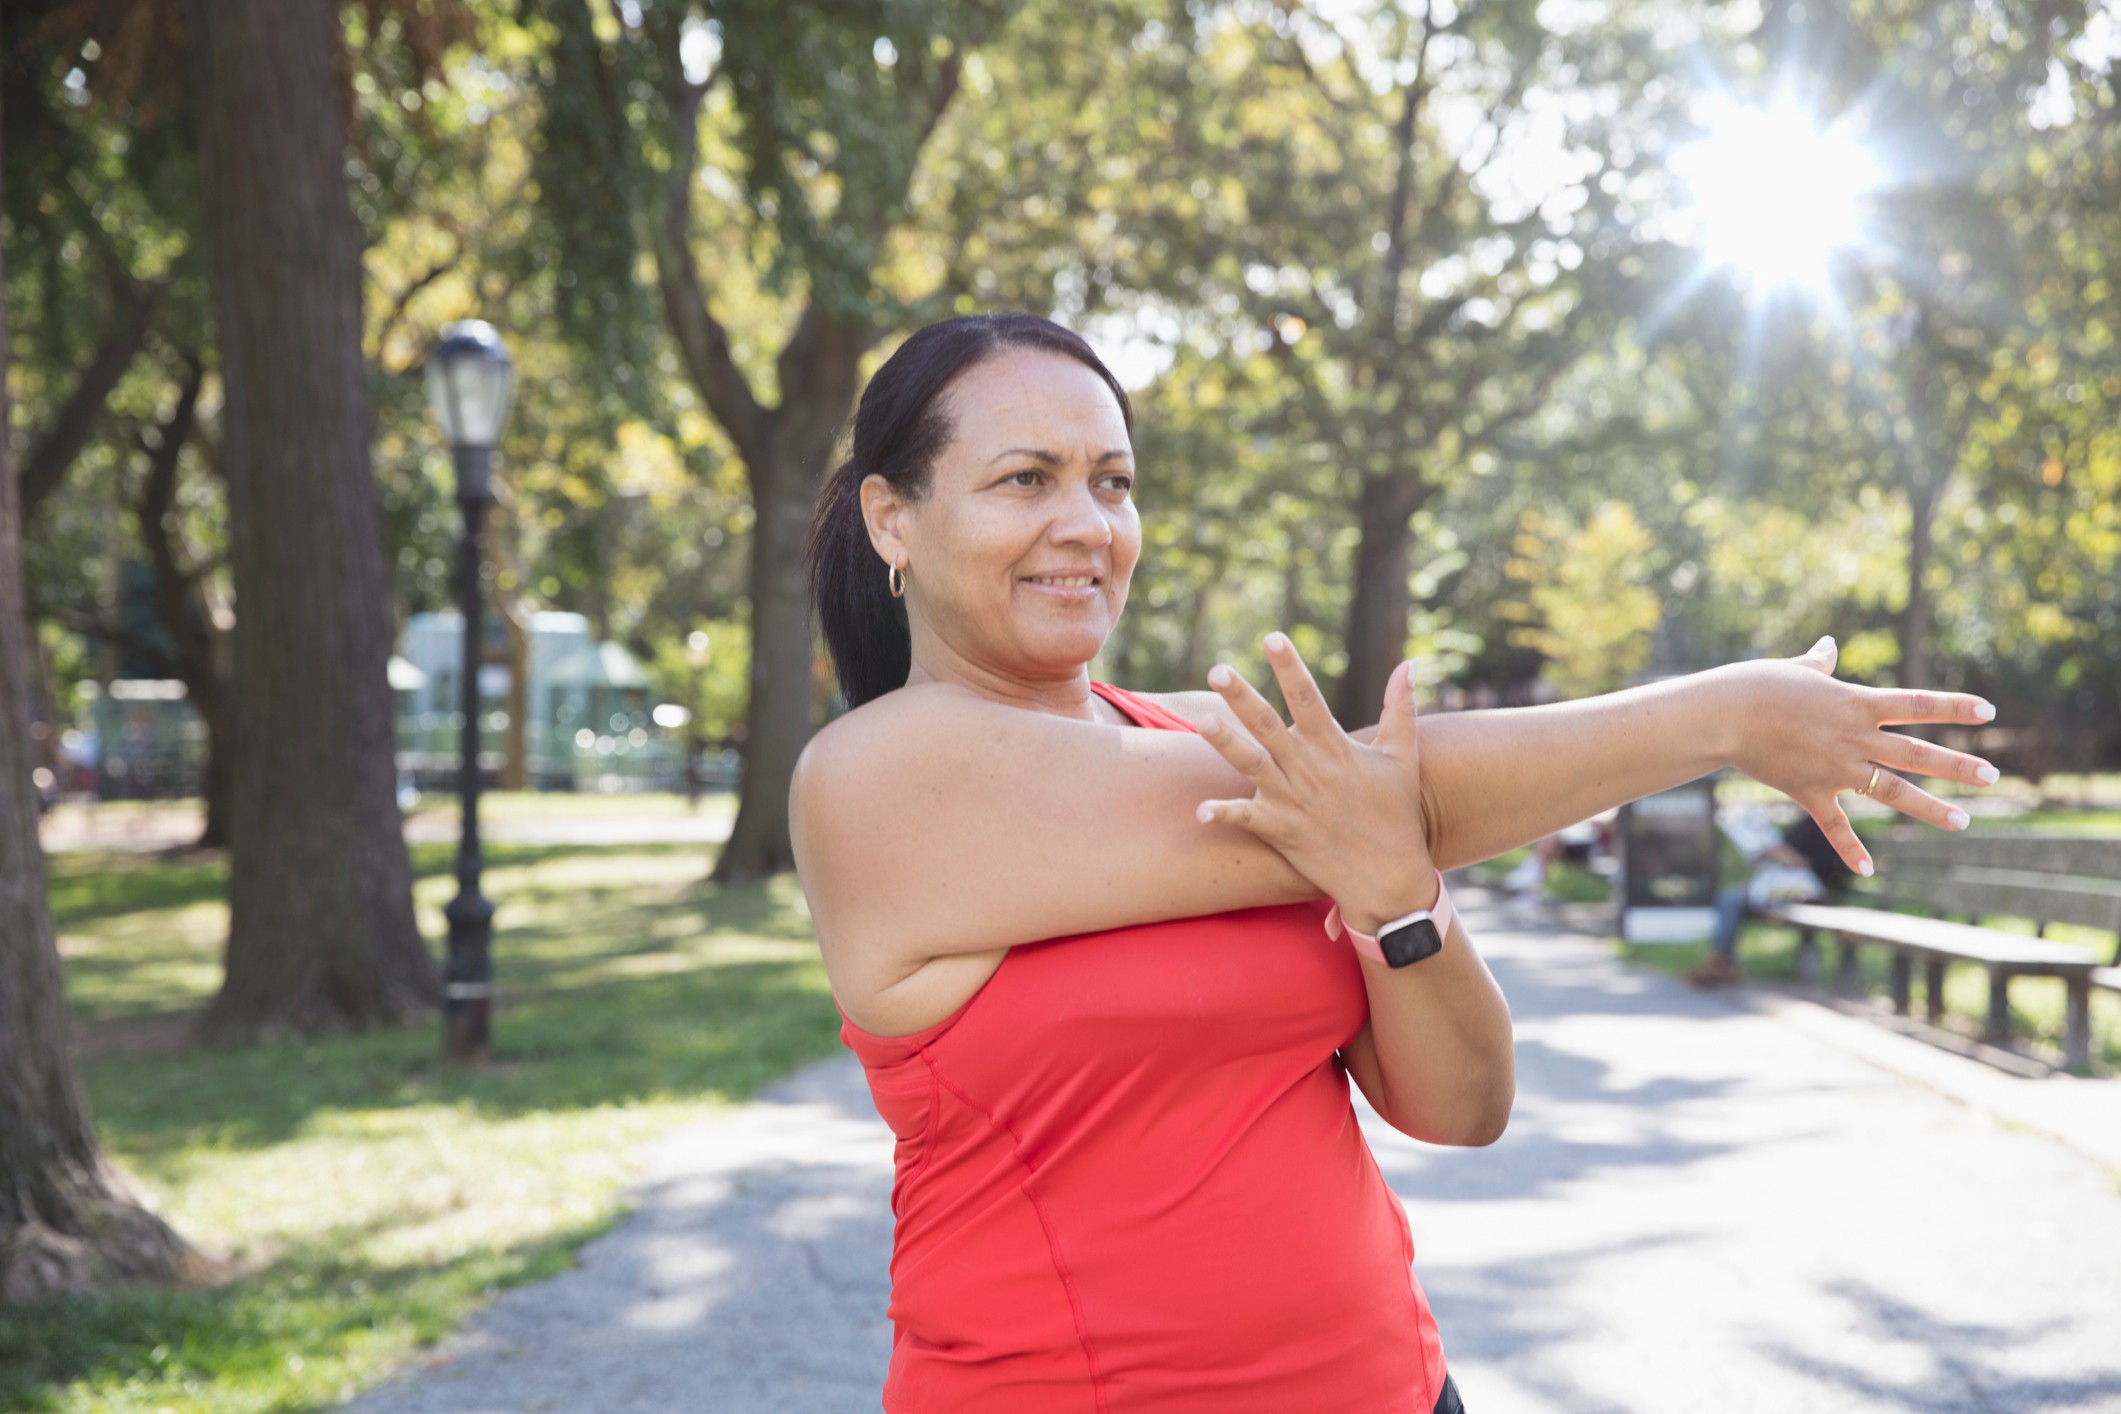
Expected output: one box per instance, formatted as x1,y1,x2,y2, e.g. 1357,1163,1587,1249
134,357,216,670
368,245,461,368
18,275,162,519
1372,7,1442,341
656,71,768,464
43,608,180,680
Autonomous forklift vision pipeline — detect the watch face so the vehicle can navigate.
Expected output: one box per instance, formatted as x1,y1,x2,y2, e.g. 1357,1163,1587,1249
1380,917,1444,968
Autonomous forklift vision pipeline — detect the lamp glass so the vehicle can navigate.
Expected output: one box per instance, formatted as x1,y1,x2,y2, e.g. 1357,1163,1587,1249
425,320,516,450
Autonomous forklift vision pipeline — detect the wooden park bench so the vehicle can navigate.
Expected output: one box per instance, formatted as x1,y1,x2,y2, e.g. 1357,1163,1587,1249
1760,828,2121,1069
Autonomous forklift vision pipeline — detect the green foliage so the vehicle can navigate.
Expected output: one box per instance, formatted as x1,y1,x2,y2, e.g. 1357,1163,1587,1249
516,0,666,418
645,610,752,743
1503,501,1662,697
11,0,2121,780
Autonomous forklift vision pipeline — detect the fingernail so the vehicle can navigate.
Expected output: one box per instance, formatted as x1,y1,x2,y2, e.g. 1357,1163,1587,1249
1947,809,1969,830
1200,716,1221,736
1404,660,1418,686
1209,665,1232,688
1973,700,1996,722
1858,859,1874,877
1265,632,1289,654
1196,804,1214,824
1814,635,1835,651
1975,765,1999,785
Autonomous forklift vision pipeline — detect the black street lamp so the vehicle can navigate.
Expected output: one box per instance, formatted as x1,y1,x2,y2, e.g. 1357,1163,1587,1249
425,320,515,1064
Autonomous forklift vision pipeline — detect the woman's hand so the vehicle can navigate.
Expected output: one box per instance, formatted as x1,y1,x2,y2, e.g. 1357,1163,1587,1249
1731,635,2001,876
1194,632,1436,934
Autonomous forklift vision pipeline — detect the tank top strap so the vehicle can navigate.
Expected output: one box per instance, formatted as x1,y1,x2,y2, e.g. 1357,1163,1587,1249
1089,681,1201,735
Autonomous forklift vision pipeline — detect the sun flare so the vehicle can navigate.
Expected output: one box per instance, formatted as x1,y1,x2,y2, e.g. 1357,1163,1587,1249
1676,104,1883,294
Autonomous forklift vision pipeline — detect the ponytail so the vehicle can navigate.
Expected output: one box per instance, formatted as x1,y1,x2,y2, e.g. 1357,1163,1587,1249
806,455,911,710
805,313,1132,709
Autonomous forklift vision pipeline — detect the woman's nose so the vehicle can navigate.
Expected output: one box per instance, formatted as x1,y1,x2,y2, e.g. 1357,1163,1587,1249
1050,481,1115,545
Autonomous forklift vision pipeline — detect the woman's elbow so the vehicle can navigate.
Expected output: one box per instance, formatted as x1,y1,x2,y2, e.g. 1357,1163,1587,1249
1439,1094,1514,1148
1390,1082,1514,1148
1454,1096,1513,1147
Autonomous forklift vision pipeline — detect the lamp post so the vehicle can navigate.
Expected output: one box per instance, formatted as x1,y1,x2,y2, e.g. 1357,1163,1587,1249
425,320,515,1064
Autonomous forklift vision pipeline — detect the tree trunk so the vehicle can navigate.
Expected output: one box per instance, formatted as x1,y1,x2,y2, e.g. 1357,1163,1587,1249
189,0,436,1041
712,452,815,881
647,44,937,882
1177,576,1213,687
134,359,234,850
0,87,193,1303
190,672,235,850
1335,471,1431,724
710,322,871,882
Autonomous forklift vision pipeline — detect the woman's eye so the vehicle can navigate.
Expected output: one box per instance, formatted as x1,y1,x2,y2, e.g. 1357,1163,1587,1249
1104,475,1134,493
1007,469,1042,486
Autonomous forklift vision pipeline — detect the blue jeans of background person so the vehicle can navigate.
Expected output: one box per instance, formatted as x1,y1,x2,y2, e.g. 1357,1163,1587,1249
1711,884,1749,960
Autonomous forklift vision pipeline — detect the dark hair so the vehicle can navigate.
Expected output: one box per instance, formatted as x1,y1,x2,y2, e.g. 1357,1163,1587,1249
806,312,1133,709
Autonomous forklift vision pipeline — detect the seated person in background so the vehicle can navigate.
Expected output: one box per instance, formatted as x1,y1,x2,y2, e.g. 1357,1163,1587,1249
1687,807,1857,987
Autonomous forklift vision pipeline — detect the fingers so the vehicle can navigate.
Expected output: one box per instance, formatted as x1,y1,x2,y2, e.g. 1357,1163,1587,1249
1196,795,1260,832
1262,632,1340,737
1799,634,1838,676
1375,659,1420,758
1865,685,1998,728
1846,765,1970,833
1197,709,1276,782
1803,798,1875,877
1868,730,2001,788
1206,663,1292,767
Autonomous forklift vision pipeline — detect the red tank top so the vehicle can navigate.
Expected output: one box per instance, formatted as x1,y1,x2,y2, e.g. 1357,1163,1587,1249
836,681,1451,1412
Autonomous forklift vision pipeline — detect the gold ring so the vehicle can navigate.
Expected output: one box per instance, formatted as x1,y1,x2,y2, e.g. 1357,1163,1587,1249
1854,763,1882,798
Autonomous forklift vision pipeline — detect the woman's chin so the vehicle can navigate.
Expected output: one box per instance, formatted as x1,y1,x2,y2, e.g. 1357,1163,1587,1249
1013,620,1115,671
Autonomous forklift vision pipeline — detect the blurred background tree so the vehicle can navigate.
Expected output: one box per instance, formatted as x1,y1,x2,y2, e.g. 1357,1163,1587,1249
1,49,194,1301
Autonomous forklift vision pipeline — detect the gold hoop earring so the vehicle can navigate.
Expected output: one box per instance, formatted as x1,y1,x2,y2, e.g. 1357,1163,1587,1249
888,562,906,599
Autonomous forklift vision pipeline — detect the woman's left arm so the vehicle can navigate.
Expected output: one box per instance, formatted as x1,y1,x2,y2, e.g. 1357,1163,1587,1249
1378,635,1997,877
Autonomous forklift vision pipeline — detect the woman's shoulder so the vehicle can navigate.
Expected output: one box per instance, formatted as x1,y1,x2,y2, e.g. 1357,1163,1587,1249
797,682,984,788
795,681,1217,810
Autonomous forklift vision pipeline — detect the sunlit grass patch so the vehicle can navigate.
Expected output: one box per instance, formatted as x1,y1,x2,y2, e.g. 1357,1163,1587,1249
12,846,846,1414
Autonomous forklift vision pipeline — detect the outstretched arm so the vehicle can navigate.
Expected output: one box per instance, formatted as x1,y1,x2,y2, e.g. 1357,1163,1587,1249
1374,636,1994,877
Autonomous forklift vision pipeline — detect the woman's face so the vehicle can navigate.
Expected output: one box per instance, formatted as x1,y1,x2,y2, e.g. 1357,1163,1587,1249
865,347,1140,683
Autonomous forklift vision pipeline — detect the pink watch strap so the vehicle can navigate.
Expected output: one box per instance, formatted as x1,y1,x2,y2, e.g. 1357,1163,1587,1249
1324,874,1453,964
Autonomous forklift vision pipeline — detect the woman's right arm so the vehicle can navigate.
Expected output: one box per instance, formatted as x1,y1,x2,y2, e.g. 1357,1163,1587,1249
788,682,1340,993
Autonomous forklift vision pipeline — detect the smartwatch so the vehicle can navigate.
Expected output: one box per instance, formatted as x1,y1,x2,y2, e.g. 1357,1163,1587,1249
1324,874,1454,968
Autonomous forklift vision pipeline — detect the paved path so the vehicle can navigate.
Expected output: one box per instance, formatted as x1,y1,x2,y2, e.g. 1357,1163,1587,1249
342,897,2121,1414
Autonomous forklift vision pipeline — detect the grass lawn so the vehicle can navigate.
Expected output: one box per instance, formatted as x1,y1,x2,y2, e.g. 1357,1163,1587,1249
5,841,844,1414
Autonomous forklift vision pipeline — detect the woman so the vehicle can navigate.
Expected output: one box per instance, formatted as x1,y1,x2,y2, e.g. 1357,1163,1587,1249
789,313,1996,1412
